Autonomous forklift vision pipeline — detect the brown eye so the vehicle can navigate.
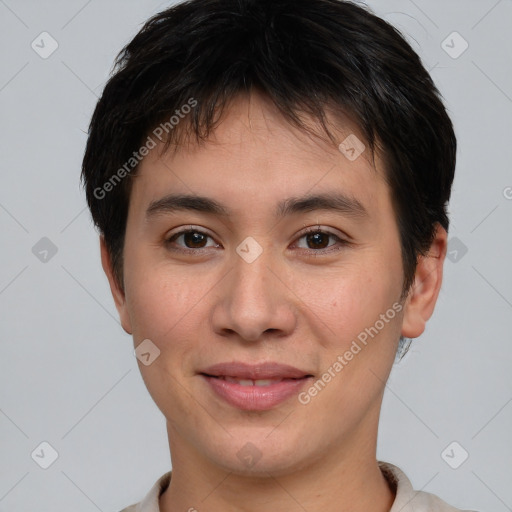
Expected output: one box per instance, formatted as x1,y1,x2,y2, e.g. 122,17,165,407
182,231,208,248
294,227,349,255
166,229,219,252
305,232,331,249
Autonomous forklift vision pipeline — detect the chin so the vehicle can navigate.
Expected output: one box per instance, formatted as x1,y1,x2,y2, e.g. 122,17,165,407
201,430,313,477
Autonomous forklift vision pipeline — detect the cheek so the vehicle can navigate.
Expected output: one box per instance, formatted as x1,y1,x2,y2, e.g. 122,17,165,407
290,260,397,345
124,259,206,347
306,277,402,416
124,267,208,414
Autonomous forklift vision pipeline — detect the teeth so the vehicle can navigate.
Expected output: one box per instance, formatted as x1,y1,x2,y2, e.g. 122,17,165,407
223,376,281,386
254,379,274,386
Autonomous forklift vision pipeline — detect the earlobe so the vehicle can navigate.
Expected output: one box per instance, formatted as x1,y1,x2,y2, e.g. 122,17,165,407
100,236,133,335
401,224,447,339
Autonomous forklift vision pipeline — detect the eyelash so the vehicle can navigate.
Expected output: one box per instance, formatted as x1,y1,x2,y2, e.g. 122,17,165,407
164,226,350,256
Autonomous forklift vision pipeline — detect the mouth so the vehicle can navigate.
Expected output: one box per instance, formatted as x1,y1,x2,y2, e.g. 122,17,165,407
202,375,305,387
200,361,313,380
199,362,314,411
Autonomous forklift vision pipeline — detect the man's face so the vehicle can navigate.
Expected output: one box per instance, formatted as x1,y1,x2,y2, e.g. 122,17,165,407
111,93,407,475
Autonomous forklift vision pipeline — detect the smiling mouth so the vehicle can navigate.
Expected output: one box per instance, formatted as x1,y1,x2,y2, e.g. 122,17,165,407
198,361,314,410
199,372,314,411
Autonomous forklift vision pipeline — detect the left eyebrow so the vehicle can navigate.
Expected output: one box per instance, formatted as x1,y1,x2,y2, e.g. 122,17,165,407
145,192,369,220
275,192,369,219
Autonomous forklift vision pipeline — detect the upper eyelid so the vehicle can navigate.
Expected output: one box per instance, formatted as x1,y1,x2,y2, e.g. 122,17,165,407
299,226,342,236
167,226,342,238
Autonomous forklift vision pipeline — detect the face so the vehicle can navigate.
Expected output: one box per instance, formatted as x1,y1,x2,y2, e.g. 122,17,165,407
102,92,445,477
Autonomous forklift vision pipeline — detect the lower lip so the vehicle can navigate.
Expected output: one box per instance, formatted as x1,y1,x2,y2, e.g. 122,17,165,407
201,375,312,411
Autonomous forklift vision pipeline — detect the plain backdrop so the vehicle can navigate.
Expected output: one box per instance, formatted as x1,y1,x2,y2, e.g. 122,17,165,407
1,1,511,511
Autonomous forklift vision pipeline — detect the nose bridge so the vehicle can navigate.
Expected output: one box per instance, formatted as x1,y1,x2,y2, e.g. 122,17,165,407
233,249,273,304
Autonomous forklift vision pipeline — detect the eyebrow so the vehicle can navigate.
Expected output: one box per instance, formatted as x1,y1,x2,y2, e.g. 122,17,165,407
145,192,369,220
276,192,368,219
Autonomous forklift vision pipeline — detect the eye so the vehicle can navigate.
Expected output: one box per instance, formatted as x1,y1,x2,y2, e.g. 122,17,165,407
294,227,349,253
165,228,219,252
164,226,349,255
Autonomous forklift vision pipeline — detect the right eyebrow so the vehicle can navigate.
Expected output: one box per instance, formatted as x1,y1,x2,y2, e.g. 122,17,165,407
146,194,232,220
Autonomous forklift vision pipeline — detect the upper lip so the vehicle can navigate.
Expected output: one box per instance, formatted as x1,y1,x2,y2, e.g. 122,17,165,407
200,362,313,380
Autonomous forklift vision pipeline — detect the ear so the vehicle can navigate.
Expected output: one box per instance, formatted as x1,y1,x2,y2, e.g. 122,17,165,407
100,236,132,334
401,224,447,338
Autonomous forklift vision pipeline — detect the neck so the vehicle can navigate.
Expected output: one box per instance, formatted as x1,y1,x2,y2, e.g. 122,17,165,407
159,421,395,512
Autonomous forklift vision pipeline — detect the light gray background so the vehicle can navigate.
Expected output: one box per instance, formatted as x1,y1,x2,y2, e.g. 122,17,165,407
1,1,511,511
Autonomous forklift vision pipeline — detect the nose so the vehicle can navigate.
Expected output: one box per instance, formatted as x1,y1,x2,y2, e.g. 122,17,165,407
211,248,297,343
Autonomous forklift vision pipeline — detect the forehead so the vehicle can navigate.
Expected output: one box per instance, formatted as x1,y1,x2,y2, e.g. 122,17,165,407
130,93,390,219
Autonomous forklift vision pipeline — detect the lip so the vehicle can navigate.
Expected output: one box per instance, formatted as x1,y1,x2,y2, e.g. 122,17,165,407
200,361,312,380
199,362,314,411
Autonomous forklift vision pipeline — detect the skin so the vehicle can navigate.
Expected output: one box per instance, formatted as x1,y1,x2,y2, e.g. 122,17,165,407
101,91,447,512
